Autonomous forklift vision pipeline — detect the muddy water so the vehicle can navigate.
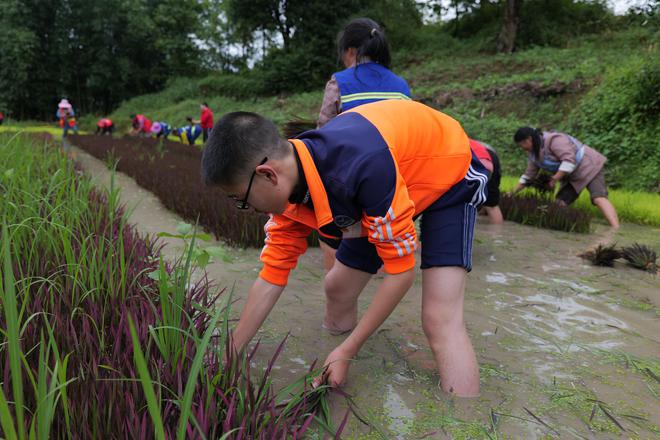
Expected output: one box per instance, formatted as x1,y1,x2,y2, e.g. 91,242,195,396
72,146,659,439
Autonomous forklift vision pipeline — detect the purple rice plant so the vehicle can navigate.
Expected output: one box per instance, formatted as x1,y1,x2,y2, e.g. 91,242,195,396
500,193,592,233
69,134,269,248
1,134,346,438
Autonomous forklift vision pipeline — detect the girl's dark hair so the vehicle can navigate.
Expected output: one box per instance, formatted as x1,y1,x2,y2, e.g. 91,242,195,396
514,126,544,158
337,18,390,68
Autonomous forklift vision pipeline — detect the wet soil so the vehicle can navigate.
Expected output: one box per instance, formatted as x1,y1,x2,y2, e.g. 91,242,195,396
71,144,659,439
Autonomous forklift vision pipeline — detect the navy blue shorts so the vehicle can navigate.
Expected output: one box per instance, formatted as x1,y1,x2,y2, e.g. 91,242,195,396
336,153,488,273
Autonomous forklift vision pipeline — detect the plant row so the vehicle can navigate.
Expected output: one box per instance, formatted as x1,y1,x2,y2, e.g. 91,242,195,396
68,135,268,248
499,192,592,233
0,133,341,439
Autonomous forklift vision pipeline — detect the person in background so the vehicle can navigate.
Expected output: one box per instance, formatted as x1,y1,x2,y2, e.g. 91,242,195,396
0,111,4,125
151,121,172,139
173,123,202,145
130,114,152,136
511,127,619,228
95,118,114,135
190,103,214,142
469,139,503,224
316,17,412,271
56,98,78,137
317,18,410,129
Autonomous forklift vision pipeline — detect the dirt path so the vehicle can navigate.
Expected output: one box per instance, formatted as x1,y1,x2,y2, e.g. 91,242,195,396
71,144,660,439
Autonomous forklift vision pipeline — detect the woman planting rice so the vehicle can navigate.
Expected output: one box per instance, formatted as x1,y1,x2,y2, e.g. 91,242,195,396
510,127,619,228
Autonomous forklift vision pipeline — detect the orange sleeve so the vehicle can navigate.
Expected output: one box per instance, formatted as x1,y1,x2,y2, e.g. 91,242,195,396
258,214,313,286
357,150,417,274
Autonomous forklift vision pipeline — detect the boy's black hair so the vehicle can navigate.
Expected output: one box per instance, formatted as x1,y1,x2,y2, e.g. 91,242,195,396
202,102,209,107
202,112,287,186
129,114,136,119
514,126,543,158
337,17,390,69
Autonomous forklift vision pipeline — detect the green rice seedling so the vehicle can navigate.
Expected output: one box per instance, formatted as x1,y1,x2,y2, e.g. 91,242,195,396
527,172,554,194
128,317,167,440
0,224,71,440
620,243,658,273
578,243,621,266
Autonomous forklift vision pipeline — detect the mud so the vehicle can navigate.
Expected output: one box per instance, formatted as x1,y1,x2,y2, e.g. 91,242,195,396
72,144,659,439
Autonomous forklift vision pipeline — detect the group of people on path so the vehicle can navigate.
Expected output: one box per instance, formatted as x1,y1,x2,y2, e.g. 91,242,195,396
56,99,214,146
201,17,621,397
124,104,214,145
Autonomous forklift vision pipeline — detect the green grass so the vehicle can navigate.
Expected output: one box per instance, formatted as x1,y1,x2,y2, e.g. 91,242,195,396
0,124,85,137
99,90,322,135
500,175,660,227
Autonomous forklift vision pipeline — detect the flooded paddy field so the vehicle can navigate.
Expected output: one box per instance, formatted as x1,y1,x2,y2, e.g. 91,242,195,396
72,145,659,439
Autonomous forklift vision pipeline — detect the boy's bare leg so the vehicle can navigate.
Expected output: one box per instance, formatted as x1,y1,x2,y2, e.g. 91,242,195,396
319,240,337,272
323,260,372,335
593,197,619,228
422,266,480,397
484,206,504,224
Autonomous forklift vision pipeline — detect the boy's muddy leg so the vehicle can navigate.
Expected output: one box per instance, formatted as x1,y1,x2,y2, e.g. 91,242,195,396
323,260,372,335
319,240,337,272
422,266,480,397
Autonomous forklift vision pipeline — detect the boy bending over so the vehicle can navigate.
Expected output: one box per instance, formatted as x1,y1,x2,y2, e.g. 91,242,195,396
201,100,487,396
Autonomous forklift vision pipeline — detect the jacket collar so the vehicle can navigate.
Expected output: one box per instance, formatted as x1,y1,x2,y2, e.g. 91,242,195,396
289,139,334,228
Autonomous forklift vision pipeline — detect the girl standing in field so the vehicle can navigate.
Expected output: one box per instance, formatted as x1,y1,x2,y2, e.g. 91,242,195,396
511,127,619,228
316,17,412,272
316,17,411,129
56,98,78,137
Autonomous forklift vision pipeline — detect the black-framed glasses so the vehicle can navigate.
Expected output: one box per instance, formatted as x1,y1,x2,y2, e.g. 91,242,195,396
234,157,268,210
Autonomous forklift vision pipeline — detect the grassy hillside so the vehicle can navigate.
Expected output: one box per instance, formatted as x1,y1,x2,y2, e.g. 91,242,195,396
92,26,658,191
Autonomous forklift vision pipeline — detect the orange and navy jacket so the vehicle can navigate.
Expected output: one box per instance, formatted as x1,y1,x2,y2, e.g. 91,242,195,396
259,100,472,286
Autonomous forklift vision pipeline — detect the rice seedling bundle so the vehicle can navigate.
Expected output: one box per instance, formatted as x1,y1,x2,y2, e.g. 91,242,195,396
578,243,621,266
620,243,658,273
500,193,592,233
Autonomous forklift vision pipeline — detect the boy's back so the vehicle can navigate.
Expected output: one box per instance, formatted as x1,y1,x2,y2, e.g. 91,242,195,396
299,100,472,215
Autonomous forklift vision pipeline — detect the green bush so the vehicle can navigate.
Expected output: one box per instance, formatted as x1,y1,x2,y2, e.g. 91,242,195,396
569,56,660,192
198,73,267,99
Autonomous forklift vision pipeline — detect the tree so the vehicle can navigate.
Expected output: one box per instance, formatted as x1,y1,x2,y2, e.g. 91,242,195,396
496,0,522,53
0,0,39,118
0,0,203,120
